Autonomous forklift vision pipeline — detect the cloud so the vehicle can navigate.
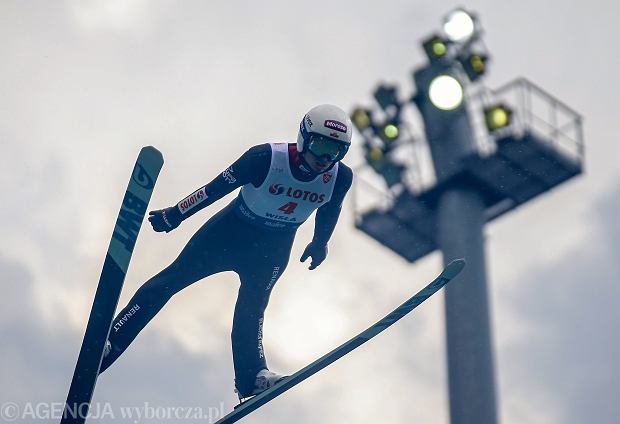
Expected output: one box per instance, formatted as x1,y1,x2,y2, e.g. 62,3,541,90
2,1,620,423
0,255,75,403
68,0,162,33
495,180,620,424
0,251,239,422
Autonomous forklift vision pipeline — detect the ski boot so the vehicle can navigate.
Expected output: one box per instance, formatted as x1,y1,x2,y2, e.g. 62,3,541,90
235,369,288,405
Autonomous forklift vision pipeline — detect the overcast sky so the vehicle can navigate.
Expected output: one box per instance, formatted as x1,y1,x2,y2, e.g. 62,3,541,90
1,1,619,423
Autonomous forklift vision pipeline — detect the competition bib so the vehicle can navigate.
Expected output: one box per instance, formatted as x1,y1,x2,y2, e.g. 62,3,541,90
236,143,338,230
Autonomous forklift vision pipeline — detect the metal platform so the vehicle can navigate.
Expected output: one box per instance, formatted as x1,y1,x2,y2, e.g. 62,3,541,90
354,77,584,263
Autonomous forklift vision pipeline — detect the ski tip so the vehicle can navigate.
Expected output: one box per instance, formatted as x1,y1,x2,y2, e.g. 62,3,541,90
443,258,466,279
141,146,164,163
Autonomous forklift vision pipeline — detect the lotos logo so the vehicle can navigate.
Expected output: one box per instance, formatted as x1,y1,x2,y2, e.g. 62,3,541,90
178,187,208,214
324,120,347,133
323,173,333,183
269,184,286,195
268,183,326,203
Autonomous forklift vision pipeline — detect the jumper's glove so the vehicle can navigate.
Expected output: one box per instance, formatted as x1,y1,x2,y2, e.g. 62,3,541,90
148,206,182,233
300,241,328,270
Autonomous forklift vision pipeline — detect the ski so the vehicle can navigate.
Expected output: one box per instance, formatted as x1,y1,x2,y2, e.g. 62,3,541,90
60,146,164,424
215,258,466,424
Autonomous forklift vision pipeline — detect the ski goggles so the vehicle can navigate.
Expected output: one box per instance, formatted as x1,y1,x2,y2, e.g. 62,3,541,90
307,134,349,161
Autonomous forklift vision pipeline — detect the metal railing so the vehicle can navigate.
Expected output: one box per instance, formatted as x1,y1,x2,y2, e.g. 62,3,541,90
352,76,584,223
467,77,584,161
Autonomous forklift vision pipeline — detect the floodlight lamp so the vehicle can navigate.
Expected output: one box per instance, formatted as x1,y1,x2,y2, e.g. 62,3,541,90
383,124,400,141
422,34,449,62
432,40,447,56
443,9,476,43
351,108,372,131
459,53,488,82
469,55,485,73
373,84,400,111
428,75,464,110
484,104,513,132
368,146,385,163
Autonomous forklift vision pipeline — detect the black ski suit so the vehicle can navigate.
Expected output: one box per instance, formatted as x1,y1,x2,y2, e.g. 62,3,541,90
99,143,353,396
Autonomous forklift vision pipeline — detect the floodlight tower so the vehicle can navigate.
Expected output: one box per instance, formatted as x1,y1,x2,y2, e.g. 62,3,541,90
353,8,584,424
413,10,497,424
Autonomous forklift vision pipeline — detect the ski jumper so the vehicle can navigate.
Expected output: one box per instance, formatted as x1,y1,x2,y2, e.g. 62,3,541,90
99,143,353,396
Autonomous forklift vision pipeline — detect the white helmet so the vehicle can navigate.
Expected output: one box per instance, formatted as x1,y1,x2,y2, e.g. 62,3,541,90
297,104,353,162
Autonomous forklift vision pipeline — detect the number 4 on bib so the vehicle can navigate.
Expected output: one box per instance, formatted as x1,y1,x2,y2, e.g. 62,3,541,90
277,202,298,215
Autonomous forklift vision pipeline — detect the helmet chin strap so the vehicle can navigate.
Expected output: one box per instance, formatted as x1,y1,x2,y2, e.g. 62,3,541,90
314,158,338,173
